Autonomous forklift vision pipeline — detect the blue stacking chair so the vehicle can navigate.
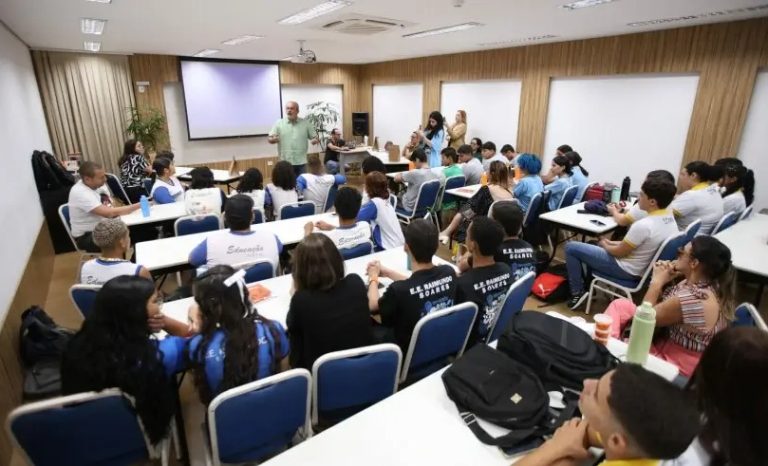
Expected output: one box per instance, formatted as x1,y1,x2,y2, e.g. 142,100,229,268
233,259,276,284
339,242,373,260
143,179,154,197
311,344,402,426
251,209,264,225
522,190,550,247
279,201,315,220
400,302,478,384
322,184,339,213
58,204,99,279
106,173,132,205
712,211,739,235
432,175,466,226
485,272,536,343
388,193,397,209
683,219,702,244
738,205,753,221
206,369,312,466
558,184,580,209
396,179,441,225
7,389,169,466
732,302,767,330
69,284,101,320
174,213,221,236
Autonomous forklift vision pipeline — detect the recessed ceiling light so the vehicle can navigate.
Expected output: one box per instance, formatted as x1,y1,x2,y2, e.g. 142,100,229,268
403,22,482,38
560,0,617,11
479,35,559,47
222,35,264,46
278,1,352,26
81,18,107,35
83,41,101,52
628,4,768,26
85,0,112,3
192,49,220,57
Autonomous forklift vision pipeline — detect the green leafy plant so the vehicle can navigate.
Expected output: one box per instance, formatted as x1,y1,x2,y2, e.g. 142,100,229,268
305,101,340,148
125,106,167,153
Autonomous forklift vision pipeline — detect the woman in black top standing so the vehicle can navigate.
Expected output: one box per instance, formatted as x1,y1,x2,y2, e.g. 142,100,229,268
286,233,373,370
118,139,151,203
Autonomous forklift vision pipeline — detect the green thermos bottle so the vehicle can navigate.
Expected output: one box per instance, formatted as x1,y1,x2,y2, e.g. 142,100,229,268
626,301,656,365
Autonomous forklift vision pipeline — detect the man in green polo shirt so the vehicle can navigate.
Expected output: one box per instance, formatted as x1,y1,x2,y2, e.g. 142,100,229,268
268,101,320,176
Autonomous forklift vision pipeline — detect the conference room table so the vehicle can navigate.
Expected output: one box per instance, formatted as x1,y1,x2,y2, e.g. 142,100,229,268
445,183,482,199
714,213,768,305
119,201,189,227
337,147,410,175
136,212,339,273
175,166,243,193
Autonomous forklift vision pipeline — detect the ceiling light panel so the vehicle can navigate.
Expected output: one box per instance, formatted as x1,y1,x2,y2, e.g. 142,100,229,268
403,22,482,38
83,41,101,52
560,0,618,11
222,35,264,46
479,35,559,47
81,18,107,35
85,0,112,3
278,1,352,25
192,49,220,57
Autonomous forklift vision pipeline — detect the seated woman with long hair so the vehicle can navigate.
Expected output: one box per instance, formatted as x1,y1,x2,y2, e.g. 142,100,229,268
188,265,290,404
603,236,736,377
61,275,186,446
439,160,512,244
356,172,405,250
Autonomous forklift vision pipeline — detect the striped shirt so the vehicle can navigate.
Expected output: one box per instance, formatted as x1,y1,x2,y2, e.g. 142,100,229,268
665,281,728,353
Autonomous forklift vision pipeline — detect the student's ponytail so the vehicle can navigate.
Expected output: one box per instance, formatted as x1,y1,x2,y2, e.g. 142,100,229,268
743,169,755,206
564,151,588,177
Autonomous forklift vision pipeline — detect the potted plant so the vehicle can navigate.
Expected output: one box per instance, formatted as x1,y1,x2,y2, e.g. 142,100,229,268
305,101,340,150
125,106,167,155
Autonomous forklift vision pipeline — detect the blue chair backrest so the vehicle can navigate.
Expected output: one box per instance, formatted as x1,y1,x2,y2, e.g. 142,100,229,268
486,272,536,343
732,302,767,330
683,219,702,244
523,191,544,228
243,261,274,284
413,179,441,215
209,370,310,464
280,202,315,220
251,209,264,225
313,344,401,424
70,285,100,320
713,211,738,235
323,184,339,213
339,242,373,260
658,231,688,262
388,194,397,209
559,185,579,209
739,205,753,221
8,390,150,466
444,175,466,191
60,204,71,230
403,302,477,382
175,214,220,236
106,174,132,205
143,179,153,197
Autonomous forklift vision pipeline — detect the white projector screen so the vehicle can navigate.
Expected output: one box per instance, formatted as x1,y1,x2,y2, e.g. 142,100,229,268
441,80,522,149
739,71,768,212
180,59,282,140
373,83,423,147
543,74,699,187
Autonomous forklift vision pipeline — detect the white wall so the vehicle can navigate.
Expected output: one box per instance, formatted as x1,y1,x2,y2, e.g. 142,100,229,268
373,83,423,147
281,84,343,152
738,71,768,212
441,80,522,149
0,24,52,324
543,74,699,187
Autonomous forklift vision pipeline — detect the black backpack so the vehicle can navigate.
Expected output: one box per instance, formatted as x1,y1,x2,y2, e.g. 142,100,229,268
497,312,619,391
31,150,75,192
19,306,74,400
442,344,578,449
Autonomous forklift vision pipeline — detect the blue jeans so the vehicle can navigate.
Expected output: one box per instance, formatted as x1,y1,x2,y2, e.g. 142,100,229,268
565,242,639,295
325,160,339,174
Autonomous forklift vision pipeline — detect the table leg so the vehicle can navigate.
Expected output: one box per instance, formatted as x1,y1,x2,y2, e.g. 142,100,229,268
339,154,346,176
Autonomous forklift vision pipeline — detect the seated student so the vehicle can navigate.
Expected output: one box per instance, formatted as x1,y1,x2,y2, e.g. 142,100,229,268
516,364,699,466
440,147,464,224
68,161,141,252
118,139,151,204
366,219,457,353
360,155,388,204
603,236,735,377
357,172,405,250
501,144,517,165
394,148,439,212
305,186,371,251
480,141,507,173
456,216,512,345
286,234,373,370
297,153,346,213
664,327,768,466
184,167,226,215
80,218,151,284
544,154,573,210
439,161,512,244
149,156,184,204
232,167,266,216
512,153,545,213
402,131,425,160
458,144,483,185
470,137,483,161
265,160,300,218
566,178,678,309
608,170,675,227
189,195,282,270
542,144,575,185
670,161,724,234
155,149,174,162
458,202,535,280
324,128,347,174
564,151,590,201
188,265,289,404
61,276,188,446
720,163,754,215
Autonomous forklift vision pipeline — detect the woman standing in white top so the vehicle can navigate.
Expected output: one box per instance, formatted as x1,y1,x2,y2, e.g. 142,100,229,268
149,156,184,204
232,168,266,216
266,161,299,219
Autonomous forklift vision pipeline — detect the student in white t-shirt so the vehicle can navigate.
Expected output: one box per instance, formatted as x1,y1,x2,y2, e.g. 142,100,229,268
720,163,754,216
297,154,346,214
457,144,483,185
67,161,141,252
149,155,184,204
565,178,679,309
80,218,151,284
480,141,508,173
231,168,266,216
184,167,226,215
306,186,371,251
608,170,676,227
357,172,405,251
670,161,724,235
189,194,282,271
266,161,300,219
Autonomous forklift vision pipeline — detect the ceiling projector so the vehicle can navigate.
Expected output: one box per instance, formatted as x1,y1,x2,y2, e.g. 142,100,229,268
290,41,317,64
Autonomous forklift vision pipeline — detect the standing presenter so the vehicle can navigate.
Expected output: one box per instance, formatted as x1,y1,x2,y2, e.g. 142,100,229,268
268,100,319,177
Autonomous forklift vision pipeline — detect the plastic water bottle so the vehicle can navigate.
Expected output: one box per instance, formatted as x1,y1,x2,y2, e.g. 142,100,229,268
139,195,150,218
611,186,621,204
363,135,369,146
626,302,657,365
620,177,631,201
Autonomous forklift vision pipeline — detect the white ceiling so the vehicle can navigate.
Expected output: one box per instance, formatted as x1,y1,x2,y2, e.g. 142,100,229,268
1,0,766,64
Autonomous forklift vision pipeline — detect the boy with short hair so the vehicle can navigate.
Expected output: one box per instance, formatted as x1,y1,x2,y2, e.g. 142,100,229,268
297,153,346,213
306,186,371,250
366,219,457,353
481,141,508,173
458,144,483,185
456,216,512,345
394,148,439,211
501,144,517,165
515,364,700,466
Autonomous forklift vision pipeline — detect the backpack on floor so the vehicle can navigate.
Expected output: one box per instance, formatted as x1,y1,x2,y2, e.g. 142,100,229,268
19,306,74,400
531,273,569,303
497,312,619,391
442,344,578,450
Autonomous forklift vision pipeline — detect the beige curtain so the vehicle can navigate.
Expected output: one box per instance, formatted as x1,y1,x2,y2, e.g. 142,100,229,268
32,51,135,174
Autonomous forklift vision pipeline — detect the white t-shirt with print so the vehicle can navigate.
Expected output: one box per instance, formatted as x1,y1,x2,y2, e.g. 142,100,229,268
624,203,648,223
233,189,266,214
298,173,337,213
185,188,222,215
670,183,724,234
80,259,142,285
618,208,678,276
266,184,299,217
319,222,371,250
68,180,112,237
722,190,746,216
150,176,184,202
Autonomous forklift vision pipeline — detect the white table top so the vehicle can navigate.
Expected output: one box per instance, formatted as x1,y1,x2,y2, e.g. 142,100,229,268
445,183,482,200
136,212,338,272
259,310,677,466
386,167,447,180
539,201,618,235
714,213,768,277
120,202,188,227
338,146,410,165
175,166,242,183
